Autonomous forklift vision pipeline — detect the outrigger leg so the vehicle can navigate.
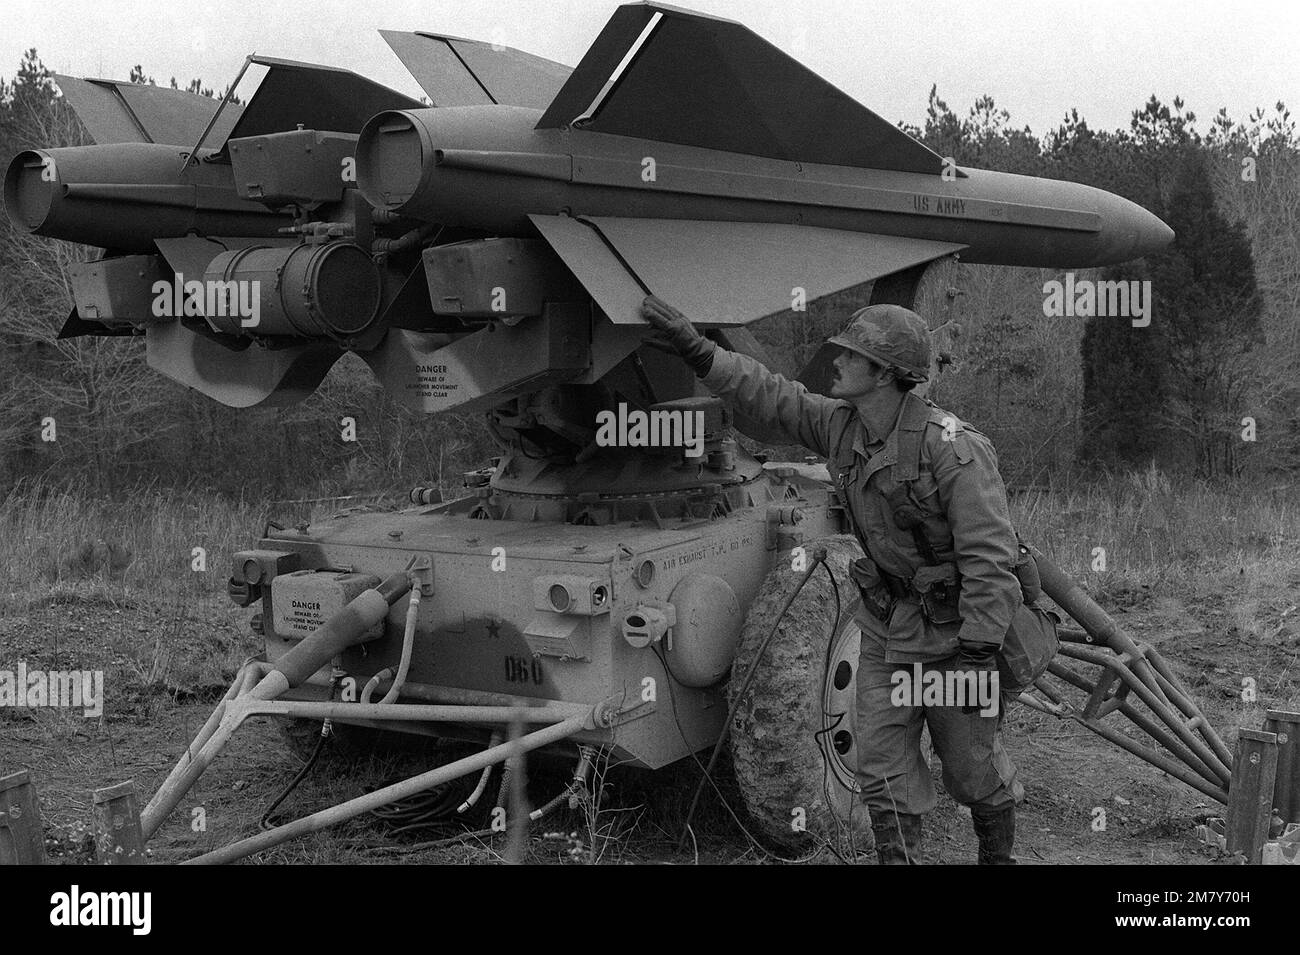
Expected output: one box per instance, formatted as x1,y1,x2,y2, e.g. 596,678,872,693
1020,546,1232,804
141,570,612,863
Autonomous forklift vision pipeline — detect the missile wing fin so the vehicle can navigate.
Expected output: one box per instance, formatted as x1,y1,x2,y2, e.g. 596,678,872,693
54,75,244,146
211,57,424,154
536,3,949,175
380,30,571,108
529,214,965,326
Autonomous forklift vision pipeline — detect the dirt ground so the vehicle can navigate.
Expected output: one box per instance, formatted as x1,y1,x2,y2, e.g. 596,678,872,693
2,567,1297,865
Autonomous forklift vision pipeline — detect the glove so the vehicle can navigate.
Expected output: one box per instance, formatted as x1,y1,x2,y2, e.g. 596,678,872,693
957,640,999,671
956,640,999,715
640,295,717,376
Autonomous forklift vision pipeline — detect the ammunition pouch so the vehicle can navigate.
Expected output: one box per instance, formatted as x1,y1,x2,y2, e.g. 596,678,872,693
998,605,1060,693
911,563,962,625
849,557,896,623
999,537,1058,690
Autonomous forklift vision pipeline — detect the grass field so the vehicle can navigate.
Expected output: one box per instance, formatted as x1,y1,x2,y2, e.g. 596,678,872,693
1,472,1296,864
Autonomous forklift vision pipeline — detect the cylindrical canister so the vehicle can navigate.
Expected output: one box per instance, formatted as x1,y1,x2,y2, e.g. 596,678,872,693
203,242,382,340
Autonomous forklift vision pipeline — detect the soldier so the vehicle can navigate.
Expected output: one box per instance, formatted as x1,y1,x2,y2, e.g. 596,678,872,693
640,293,1057,865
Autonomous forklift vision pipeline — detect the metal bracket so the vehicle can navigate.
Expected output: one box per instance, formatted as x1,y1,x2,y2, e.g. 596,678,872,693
405,554,435,596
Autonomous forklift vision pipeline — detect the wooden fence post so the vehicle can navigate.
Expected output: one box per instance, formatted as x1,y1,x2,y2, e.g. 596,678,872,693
0,770,46,865
92,781,147,864
1264,710,1300,825
1226,730,1279,864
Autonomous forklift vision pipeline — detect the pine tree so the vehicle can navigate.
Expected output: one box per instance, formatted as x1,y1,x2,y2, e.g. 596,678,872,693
1078,261,1169,468
1151,151,1263,477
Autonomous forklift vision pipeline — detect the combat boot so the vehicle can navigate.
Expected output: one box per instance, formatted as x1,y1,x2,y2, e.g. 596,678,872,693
971,804,1017,864
869,809,922,865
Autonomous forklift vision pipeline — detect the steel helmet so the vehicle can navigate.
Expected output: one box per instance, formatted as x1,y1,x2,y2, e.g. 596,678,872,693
827,304,932,383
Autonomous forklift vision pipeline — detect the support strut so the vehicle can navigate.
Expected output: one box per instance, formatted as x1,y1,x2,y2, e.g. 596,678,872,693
139,569,612,863
1021,546,1233,803
183,710,591,865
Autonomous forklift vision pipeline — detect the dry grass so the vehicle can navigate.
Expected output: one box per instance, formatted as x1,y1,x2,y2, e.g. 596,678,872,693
0,478,373,613
1010,465,1300,601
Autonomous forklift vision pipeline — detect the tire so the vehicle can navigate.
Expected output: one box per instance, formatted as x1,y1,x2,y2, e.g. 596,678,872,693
728,536,873,855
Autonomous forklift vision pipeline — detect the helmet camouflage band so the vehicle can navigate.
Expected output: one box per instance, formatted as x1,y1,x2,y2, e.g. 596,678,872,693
827,304,932,383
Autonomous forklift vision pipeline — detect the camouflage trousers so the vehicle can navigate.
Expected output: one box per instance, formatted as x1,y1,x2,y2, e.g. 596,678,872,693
854,620,1024,816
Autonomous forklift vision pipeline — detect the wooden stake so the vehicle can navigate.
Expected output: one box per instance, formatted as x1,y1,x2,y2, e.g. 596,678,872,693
1226,730,1279,864
0,771,46,865
92,781,147,865
1264,710,1300,825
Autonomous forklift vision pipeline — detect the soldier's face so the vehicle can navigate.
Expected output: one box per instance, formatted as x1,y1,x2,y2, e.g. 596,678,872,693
830,348,886,398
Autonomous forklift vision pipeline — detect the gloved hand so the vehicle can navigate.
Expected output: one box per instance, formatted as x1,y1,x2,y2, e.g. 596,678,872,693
957,640,999,672
640,295,717,375
956,640,999,715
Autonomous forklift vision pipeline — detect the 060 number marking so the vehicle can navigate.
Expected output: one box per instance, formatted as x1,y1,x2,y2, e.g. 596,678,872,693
504,655,543,685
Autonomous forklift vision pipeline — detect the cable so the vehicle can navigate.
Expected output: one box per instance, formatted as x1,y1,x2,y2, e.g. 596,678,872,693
367,781,467,836
258,672,342,831
379,584,419,704
677,546,830,846
259,729,329,831
458,733,502,814
366,747,588,848
651,644,770,857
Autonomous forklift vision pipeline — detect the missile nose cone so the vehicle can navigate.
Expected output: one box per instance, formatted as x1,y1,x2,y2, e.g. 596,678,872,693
1135,206,1175,257
1098,192,1175,263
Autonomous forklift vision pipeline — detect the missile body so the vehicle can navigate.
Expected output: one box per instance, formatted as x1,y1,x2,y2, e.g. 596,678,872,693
4,143,288,252
357,106,1173,269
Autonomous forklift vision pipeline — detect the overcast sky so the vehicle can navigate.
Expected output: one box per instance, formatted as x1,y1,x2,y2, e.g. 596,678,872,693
4,0,1295,139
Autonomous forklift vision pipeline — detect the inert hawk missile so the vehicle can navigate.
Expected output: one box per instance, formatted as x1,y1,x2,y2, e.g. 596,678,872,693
3,3,1173,411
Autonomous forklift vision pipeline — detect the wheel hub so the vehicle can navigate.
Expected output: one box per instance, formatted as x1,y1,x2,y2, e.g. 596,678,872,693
819,616,862,796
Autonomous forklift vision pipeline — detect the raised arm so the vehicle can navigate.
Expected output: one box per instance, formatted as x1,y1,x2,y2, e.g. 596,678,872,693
640,295,844,457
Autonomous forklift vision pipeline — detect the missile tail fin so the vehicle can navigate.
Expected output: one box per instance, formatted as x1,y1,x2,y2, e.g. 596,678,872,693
212,57,423,153
54,74,244,146
537,3,949,175
380,30,571,109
